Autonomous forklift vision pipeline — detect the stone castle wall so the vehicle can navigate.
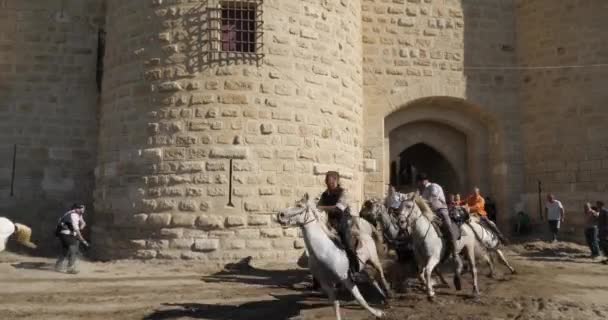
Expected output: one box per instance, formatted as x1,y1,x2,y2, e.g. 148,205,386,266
0,0,605,260
516,0,608,233
93,0,364,261
360,0,523,228
0,0,104,253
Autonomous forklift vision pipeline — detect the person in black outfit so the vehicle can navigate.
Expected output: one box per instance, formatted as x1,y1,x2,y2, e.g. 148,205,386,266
317,171,359,277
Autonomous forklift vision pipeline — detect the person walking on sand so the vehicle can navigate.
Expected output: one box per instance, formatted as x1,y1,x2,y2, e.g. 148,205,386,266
583,202,600,259
544,194,565,243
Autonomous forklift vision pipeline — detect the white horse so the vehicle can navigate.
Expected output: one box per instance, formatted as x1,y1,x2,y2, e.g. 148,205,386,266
395,193,480,300
462,211,516,277
0,217,37,252
278,193,385,320
360,199,450,290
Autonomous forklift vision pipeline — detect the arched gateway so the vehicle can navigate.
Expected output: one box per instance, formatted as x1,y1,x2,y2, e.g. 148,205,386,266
383,96,506,222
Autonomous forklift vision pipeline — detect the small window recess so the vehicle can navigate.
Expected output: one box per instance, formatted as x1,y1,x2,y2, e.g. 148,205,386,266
207,0,264,63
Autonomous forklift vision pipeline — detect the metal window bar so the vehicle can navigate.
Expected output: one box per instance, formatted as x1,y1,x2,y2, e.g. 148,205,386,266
206,0,264,61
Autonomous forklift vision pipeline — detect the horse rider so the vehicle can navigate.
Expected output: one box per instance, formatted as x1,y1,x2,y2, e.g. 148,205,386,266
385,184,408,216
317,171,359,277
415,173,463,289
55,204,89,274
464,187,508,243
0,217,37,252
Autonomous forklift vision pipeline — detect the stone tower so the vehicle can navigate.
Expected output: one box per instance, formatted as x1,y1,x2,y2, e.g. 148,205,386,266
93,0,364,261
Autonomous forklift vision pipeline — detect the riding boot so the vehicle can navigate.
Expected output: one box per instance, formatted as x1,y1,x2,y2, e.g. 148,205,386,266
438,208,463,291
338,213,359,277
483,217,509,244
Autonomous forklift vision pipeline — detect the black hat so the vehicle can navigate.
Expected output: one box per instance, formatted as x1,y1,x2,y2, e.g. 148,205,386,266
71,203,85,210
415,173,429,182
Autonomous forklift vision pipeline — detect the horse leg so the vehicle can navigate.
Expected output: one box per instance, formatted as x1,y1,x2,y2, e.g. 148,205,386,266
453,251,464,291
320,282,341,320
424,256,440,300
466,245,480,298
433,268,449,287
495,249,516,274
482,251,496,278
341,279,384,318
368,247,392,299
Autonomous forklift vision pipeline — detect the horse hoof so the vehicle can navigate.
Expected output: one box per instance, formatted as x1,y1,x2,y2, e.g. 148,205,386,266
427,295,436,302
511,270,517,275
453,277,462,291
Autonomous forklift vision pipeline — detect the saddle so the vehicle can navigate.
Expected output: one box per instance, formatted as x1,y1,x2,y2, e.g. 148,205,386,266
433,206,470,241
326,218,362,251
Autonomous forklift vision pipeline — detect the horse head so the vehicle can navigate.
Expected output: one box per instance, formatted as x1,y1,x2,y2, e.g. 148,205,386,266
360,197,383,225
277,193,316,227
397,193,421,231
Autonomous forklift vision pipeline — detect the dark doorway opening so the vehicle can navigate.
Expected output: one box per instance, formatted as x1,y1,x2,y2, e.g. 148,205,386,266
394,143,461,195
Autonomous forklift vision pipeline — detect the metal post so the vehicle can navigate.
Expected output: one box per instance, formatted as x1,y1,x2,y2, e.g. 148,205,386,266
537,180,542,221
227,158,234,207
10,144,16,197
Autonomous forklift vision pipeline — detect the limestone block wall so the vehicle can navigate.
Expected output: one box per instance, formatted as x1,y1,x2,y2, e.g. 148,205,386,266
516,0,608,234
94,0,364,261
0,0,103,252
361,0,523,227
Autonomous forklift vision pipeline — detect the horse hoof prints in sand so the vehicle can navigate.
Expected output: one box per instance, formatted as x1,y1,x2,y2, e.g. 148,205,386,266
278,193,385,319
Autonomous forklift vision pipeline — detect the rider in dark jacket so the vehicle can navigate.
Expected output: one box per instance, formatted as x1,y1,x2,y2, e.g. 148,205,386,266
317,171,359,276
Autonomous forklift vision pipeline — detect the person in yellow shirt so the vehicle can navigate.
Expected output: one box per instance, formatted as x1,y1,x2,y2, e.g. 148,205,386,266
465,187,507,243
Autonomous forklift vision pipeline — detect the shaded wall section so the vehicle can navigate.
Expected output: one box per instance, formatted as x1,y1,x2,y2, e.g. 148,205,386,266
0,0,104,254
361,0,522,229
516,0,608,237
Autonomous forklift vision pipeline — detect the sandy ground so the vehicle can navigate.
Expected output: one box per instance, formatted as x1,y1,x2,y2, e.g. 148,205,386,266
1,241,608,320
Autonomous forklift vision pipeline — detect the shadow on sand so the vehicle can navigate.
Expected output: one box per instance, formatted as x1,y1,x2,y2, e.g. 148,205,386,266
144,257,387,319
143,293,325,320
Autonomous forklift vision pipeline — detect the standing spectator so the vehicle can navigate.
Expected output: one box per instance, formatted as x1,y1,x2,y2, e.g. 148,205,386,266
514,211,531,236
485,196,497,223
583,202,600,259
544,194,565,243
597,201,608,263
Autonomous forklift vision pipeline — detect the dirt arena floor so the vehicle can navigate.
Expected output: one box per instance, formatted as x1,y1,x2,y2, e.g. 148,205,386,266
1,240,608,320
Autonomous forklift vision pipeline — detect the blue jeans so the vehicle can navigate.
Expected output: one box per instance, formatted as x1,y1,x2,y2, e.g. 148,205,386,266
585,226,600,257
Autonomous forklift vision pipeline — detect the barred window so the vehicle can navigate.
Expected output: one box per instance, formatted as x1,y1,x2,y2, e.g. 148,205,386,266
220,2,257,53
207,0,263,57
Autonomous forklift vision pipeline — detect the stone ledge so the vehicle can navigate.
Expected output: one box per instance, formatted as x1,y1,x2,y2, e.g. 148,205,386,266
209,147,249,159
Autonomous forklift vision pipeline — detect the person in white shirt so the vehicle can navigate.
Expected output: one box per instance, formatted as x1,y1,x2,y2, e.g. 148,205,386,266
55,204,89,274
0,217,37,252
416,173,464,290
385,184,407,215
544,194,565,243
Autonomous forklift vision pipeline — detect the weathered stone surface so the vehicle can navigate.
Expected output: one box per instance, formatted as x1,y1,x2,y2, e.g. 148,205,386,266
170,238,194,249
160,228,184,239
196,215,223,229
225,216,246,227
148,213,172,227
193,239,220,252
209,147,249,159
171,214,197,226
248,215,270,226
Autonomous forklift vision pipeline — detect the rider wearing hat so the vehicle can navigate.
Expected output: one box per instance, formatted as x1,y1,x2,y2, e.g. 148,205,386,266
317,171,359,277
416,173,464,289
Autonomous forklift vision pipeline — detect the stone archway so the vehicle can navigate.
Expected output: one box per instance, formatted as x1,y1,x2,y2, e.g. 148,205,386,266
389,120,467,194
383,96,502,212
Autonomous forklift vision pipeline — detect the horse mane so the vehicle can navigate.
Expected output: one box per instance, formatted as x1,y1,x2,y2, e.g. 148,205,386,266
306,202,340,240
409,193,435,222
